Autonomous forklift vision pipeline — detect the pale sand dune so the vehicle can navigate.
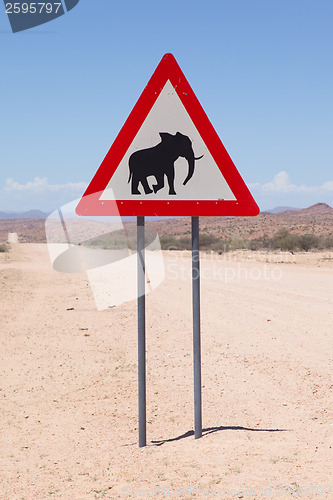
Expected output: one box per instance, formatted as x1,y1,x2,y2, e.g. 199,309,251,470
0,244,333,499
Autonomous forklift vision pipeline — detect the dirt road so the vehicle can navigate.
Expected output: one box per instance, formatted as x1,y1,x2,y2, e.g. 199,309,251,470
1,244,333,499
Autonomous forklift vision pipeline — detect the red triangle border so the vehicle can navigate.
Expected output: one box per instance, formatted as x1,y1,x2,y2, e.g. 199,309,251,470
76,53,259,217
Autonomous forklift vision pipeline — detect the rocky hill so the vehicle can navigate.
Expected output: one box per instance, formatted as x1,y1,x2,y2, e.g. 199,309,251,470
150,203,333,241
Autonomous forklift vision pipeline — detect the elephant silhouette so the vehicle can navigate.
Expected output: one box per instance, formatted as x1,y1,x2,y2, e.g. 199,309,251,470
128,132,203,195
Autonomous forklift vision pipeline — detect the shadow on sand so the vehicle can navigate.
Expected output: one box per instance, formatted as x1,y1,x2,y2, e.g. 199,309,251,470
150,425,289,446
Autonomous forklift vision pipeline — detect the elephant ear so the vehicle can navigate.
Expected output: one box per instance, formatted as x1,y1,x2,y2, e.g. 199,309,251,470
159,132,174,144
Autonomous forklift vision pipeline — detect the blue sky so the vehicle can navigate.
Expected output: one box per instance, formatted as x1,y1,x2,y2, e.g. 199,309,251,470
1,0,332,212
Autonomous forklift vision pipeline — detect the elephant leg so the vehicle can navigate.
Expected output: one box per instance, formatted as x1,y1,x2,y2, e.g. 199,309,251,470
166,168,176,195
140,177,153,195
131,172,141,195
153,173,165,194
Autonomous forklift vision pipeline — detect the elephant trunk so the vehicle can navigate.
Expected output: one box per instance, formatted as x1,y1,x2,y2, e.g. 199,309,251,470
183,154,203,186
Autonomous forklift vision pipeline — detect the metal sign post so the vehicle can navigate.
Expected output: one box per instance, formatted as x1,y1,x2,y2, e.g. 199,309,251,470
137,216,146,447
191,216,202,439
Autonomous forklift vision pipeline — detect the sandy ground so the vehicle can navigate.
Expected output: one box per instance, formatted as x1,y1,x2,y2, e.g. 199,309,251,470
1,244,333,499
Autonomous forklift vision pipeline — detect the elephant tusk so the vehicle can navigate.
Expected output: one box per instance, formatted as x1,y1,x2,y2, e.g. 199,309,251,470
194,155,204,160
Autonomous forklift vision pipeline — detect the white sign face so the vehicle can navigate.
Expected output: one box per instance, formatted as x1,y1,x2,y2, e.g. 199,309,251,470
99,80,236,202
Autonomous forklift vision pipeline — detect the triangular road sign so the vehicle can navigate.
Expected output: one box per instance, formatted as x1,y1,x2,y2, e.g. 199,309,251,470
76,53,259,217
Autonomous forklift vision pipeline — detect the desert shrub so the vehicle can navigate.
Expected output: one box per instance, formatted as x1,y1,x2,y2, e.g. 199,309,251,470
271,229,298,252
0,243,8,252
229,237,247,250
298,234,319,252
210,241,230,253
199,233,220,248
322,236,333,249
260,237,274,249
247,239,262,251
160,233,223,251
247,235,274,250
178,237,192,249
279,234,298,252
87,235,137,250
269,229,323,252
84,226,159,251
159,236,179,250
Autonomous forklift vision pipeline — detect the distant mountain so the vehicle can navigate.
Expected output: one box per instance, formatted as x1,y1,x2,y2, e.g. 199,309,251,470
0,210,49,220
263,206,300,214
279,203,333,217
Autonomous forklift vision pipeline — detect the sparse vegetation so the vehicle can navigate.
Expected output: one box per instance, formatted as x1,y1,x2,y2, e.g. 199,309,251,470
159,229,333,253
84,226,158,250
81,225,333,254
0,243,8,252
